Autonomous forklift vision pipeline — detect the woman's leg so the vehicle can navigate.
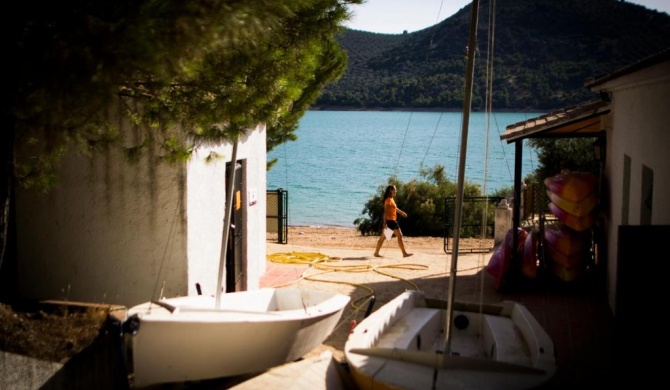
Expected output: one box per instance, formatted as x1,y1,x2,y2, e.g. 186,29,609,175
374,234,385,257
395,229,413,257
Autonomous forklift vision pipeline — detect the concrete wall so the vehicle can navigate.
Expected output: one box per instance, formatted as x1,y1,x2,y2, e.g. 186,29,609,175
494,199,513,245
16,124,267,307
592,60,670,312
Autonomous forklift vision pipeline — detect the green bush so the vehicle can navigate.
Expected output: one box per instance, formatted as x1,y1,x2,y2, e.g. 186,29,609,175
357,138,600,238
355,165,490,237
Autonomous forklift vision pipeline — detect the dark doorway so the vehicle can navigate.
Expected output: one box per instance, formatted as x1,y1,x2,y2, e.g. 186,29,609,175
225,161,245,292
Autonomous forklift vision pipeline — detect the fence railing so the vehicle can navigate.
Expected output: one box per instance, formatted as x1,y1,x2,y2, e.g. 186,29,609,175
444,196,503,254
266,189,288,244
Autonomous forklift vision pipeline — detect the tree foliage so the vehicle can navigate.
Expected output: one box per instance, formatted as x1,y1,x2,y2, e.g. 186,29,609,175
527,137,600,182
8,0,361,189
1,0,362,286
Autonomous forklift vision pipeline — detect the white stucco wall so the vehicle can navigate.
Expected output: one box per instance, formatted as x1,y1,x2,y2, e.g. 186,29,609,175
593,60,670,312
16,124,267,307
241,126,269,290
185,125,267,297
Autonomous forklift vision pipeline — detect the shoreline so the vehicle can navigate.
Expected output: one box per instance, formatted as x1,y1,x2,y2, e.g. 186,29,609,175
287,224,356,230
309,106,547,113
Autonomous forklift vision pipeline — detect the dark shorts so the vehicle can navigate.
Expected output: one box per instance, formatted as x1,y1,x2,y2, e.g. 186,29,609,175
386,220,399,230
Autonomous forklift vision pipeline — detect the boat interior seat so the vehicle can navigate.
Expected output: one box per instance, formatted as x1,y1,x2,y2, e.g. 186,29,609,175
482,315,531,367
376,308,441,350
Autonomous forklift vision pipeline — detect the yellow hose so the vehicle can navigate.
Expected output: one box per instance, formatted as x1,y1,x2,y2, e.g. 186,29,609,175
267,251,340,265
266,251,430,314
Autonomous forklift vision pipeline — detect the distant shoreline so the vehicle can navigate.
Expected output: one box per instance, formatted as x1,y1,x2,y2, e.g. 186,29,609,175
288,224,356,230
309,106,546,113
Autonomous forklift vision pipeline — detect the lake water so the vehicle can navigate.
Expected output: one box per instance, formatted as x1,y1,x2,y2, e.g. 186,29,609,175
267,110,540,228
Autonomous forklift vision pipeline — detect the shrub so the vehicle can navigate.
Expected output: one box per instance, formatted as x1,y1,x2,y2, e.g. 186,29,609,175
355,165,489,237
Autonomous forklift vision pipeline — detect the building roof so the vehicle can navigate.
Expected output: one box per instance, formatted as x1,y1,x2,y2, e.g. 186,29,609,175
500,100,610,143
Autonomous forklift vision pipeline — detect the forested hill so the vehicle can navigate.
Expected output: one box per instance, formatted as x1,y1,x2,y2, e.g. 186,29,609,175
315,0,670,111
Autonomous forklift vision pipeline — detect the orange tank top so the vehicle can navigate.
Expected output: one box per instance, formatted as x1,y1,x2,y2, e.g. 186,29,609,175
384,198,397,221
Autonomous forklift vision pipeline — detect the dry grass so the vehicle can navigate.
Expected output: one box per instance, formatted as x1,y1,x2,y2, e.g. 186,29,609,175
0,301,111,363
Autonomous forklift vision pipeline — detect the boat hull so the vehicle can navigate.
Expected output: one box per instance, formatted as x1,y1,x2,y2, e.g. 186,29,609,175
345,290,556,390
545,240,587,268
547,189,598,217
543,171,597,202
543,224,590,256
126,288,350,387
548,202,595,231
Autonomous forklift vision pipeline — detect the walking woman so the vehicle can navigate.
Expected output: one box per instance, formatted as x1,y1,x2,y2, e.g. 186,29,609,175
374,185,413,258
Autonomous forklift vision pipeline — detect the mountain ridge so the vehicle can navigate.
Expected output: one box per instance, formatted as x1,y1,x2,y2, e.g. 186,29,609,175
316,0,670,111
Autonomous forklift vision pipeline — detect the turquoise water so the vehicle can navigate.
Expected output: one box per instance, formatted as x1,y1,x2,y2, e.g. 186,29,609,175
267,110,540,227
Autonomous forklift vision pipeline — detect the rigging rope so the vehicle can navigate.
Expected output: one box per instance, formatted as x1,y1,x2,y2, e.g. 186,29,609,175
393,111,414,179
390,0,452,215
277,128,292,226
150,187,183,304
475,0,498,301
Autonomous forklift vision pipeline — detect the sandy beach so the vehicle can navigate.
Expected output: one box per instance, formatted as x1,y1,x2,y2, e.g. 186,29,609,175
270,226,493,254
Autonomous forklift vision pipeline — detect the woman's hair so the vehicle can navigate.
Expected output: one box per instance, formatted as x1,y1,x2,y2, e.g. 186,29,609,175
383,185,395,200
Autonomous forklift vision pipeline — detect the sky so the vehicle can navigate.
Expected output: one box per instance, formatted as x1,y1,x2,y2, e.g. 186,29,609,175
344,0,670,34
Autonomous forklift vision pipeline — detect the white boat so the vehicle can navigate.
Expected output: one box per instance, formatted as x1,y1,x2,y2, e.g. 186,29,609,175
345,1,556,388
344,290,555,389
124,142,350,387
127,288,350,388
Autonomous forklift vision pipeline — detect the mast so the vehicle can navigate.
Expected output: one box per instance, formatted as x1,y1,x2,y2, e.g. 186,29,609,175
216,139,239,309
444,0,480,353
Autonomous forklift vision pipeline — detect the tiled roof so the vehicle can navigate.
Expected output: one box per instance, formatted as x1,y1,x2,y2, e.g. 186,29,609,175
501,100,610,143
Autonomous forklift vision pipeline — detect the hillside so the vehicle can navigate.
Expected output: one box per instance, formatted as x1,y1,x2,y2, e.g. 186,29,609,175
316,0,670,111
